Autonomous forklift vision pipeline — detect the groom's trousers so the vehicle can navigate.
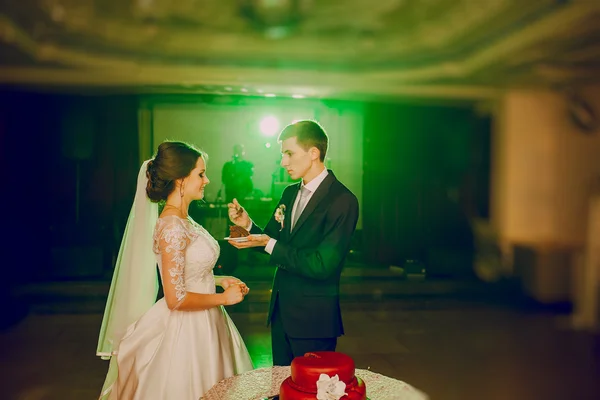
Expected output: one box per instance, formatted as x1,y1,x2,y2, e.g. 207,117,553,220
270,294,337,366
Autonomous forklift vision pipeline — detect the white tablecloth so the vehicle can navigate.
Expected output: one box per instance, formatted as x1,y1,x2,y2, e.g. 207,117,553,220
202,366,428,400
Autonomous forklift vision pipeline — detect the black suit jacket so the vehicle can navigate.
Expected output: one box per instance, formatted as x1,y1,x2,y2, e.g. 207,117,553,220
250,170,359,338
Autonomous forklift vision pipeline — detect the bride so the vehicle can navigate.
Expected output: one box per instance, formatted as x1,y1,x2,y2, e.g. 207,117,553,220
97,141,254,399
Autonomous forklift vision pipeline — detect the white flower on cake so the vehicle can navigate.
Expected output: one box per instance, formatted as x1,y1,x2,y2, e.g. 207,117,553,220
316,373,347,400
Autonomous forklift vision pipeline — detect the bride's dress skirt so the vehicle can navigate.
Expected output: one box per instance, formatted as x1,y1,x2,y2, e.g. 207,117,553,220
102,298,253,400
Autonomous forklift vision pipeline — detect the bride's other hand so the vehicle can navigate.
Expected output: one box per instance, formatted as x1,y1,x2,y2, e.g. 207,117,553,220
227,198,250,228
219,276,243,290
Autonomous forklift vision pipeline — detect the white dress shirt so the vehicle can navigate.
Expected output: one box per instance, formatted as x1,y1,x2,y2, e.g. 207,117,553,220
262,167,329,254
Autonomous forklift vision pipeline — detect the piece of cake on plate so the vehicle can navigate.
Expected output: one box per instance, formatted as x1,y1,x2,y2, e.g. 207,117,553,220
229,225,250,238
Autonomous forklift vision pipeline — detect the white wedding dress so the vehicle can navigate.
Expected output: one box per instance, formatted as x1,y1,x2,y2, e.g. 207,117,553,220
102,215,253,400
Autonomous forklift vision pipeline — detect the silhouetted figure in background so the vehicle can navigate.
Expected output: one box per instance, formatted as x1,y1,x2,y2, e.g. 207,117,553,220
219,145,254,271
221,144,254,203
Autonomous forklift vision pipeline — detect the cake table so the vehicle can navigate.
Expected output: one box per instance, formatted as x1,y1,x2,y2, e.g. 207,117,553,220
202,366,428,400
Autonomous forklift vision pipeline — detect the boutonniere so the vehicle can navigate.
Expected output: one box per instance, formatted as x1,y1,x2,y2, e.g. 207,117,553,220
274,204,286,231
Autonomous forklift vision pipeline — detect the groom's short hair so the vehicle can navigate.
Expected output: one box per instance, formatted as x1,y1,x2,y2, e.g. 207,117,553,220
278,120,328,162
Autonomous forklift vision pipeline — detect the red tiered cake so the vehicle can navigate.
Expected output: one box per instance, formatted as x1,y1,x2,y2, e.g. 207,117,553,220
280,352,367,400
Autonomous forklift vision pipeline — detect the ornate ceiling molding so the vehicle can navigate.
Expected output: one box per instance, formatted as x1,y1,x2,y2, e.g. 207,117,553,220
0,0,598,99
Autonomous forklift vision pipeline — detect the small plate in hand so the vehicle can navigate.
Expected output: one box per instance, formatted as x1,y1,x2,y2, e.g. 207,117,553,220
224,236,249,242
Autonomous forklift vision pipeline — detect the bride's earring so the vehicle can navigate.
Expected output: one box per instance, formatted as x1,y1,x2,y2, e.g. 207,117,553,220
179,181,186,212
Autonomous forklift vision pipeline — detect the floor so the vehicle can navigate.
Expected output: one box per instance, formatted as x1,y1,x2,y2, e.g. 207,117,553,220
2,262,599,400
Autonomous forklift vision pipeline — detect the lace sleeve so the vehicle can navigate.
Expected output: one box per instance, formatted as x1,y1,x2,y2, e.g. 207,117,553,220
155,218,190,309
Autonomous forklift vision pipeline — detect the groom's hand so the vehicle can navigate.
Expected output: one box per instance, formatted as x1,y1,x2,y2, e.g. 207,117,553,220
228,234,270,249
227,198,250,228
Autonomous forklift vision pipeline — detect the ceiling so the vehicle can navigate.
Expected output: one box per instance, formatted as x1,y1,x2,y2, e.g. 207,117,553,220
0,0,599,100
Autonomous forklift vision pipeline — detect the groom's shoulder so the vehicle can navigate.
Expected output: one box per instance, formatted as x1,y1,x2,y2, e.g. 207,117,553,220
332,178,353,195
330,178,358,206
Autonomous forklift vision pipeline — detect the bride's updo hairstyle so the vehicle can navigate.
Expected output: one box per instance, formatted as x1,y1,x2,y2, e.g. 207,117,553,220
146,141,203,203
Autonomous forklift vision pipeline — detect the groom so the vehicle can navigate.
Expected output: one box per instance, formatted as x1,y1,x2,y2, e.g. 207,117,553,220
227,120,359,366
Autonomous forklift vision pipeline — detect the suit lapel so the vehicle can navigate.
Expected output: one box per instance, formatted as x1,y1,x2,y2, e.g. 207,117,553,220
289,171,335,240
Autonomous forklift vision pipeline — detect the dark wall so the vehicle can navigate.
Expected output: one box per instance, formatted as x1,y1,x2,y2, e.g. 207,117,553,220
362,102,491,277
0,89,140,283
0,90,492,284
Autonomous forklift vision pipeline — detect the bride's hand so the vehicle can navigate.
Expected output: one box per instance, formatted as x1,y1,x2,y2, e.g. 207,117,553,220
222,284,248,306
227,198,250,228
